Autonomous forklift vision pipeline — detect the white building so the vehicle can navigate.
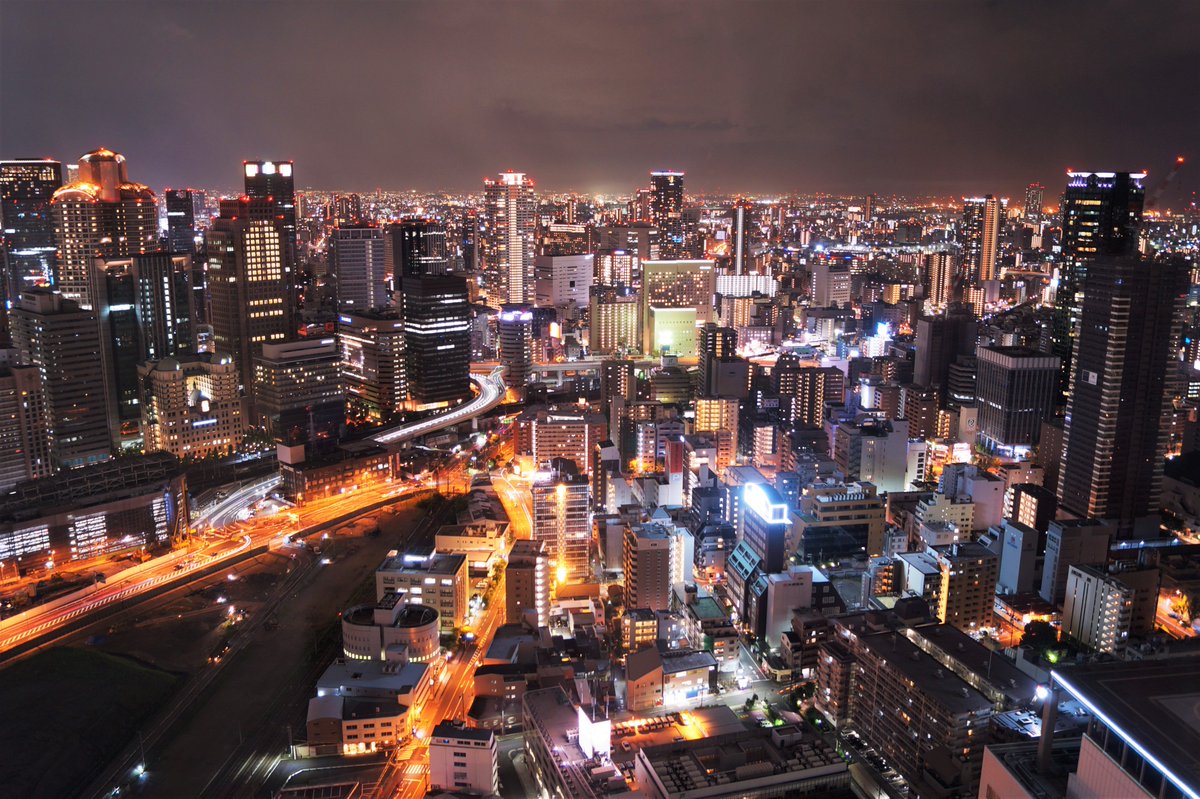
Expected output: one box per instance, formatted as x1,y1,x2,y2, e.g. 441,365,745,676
534,254,594,307
375,551,468,632
1062,564,1133,654
429,721,500,796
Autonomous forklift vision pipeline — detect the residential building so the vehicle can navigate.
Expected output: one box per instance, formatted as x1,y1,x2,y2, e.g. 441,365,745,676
506,539,549,627
483,171,536,305
932,542,999,630
531,461,591,583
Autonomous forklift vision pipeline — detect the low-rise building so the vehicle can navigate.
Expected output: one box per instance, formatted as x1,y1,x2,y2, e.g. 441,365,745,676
625,648,716,712
435,520,508,576
429,721,500,797
375,551,469,632
340,596,440,661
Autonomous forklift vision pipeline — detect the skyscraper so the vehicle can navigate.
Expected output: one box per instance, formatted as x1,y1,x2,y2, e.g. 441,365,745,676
531,461,591,584
0,364,52,491
10,289,110,469
254,338,344,459
1057,255,1187,538
649,171,685,257
483,171,536,305
698,323,737,396
206,197,293,404
960,195,1005,286
913,305,977,399
920,250,956,308
974,346,1059,453
731,197,754,275
497,305,533,389
163,188,197,254
242,159,296,251
1022,182,1044,223
385,218,450,278
1051,171,1147,393
1,159,62,312
400,273,471,406
331,224,387,310
640,259,715,351
50,148,158,309
338,309,407,418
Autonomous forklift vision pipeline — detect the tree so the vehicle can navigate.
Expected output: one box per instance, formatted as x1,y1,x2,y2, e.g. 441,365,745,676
1020,620,1058,650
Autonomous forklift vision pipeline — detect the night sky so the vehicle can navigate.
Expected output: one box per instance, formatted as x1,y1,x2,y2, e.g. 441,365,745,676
3,0,1197,199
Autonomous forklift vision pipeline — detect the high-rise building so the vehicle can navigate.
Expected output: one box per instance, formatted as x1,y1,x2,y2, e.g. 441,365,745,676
698,323,737,396
533,254,593,307
338,310,407,418
10,289,109,469
0,364,52,491
506,538,549,626
385,218,450,279
531,461,591,584
331,224,387,310
163,188,197,254
731,197,754,275
598,359,635,416
497,305,533,390
960,195,1005,286
242,159,296,255
811,259,852,307
774,354,845,427
400,274,471,406
518,406,608,474
1039,518,1109,606
640,259,714,351
912,306,977,397
975,346,1059,453
254,338,344,464
139,353,242,459
831,417,910,493
483,171,536,305
1062,564,1134,654
50,149,158,309
694,396,739,475
93,252,195,445
1057,255,1188,538
1051,171,1146,391
1022,182,1044,223
593,248,639,288
589,286,640,354
624,524,673,611
742,482,790,574
920,250,956,308
206,197,293,405
932,541,999,630
649,171,685,257
1,159,62,317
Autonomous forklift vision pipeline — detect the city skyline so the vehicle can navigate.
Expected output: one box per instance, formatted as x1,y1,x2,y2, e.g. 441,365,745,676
3,1,1198,198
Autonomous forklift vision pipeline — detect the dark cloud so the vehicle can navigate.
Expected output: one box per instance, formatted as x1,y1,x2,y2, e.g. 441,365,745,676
2,0,1197,200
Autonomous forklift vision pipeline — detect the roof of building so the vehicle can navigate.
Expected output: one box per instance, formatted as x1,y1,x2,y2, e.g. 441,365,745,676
377,551,466,576
861,632,992,715
1054,657,1200,797
431,721,494,743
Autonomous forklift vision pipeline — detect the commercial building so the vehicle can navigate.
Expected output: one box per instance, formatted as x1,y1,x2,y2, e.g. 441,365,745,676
254,338,344,465
975,346,1059,453
649,170,685,256
338,310,407,418
534,254,593,307
811,259,851,307
588,286,640,354
497,305,533,389
163,187,197,254
793,481,887,561
1057,255,1188,538
429,721,500,797
139,354,242,459
0,364,51,492
624,648,716,711
385,218,450,278
1,158,61,310
10,289,110,469
506,539,549,627
331,224,388,310
483,171,536,305
340,596,441,661
375,551,469,632
50,149,157,309
1039,518,1110,606
522,686,618,799
640,259,714,351
517,406,607,475
831,417,909,493
400,273,471,406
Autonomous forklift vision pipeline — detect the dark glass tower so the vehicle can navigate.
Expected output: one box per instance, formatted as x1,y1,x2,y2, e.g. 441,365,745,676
400,274,471,406
0,159,62,301
164,188,197,254
649,170,684,257
1057,254,1187,539
386,218,450,278
1051,171,1146,397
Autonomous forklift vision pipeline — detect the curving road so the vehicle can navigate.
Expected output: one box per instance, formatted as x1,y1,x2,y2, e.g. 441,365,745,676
372,366,506,446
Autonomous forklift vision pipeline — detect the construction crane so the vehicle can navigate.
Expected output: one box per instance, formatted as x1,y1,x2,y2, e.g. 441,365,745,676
1146,155,1187,210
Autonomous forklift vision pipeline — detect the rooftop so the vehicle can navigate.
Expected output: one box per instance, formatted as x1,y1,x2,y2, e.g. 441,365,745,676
861,631,993,715
377,551,466,576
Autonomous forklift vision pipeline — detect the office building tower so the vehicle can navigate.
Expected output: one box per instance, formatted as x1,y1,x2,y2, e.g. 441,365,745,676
1052,171,1146,390
400,273,471,406
0,364,52,492
163,188,197,254
811,259,852,307
533,254,593,307
206,197,293,404
385,218,450,278
1058,255,1188,538
93,252,195,444
593,248,639,288
428,722,500,797
640,259,714,351
912,306,977,397
624,525,673,611
531,461,591,583
920,250,956,308
10,289,109,468
498,305,533,389
794,481,887,561
330,193,361,226
731,197,753,275
589,286,639,354
961,195,1005,286
1007,483,1057,534
255,338,344,464
932,541,999,630
975,346,1059,453
242,159,296,256
694,396,739,475
649,170,685,257
338,310,407,418
1,159,62,314
50,148,157,309
698,323,737,395
506,538,549,626
1022,182,1044,223
483,171,536,305
597,224,660,261
331,224,387,310
742,482,790,574
140,353,242,459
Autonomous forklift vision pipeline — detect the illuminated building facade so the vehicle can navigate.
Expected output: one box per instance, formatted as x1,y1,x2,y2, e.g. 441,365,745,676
0,364,52,492
649,170,685,257
163,188,197,254
531,463,591,584
961,194,1005,286
589,285,639,354
385,218,450,278
50,149,157,309
483,171,536,305
506,538,549,626
975,346,1059,453
242,159,296,257
694,396,739,475
497,305,533,388
254,338,344,462
139,353,242,459
1,158,61,309
640,259,714,351
338,309,407,417
331,224,387,310
400,273,471,406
